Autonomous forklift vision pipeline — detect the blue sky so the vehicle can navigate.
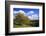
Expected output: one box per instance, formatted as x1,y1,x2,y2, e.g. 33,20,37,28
13,8,39,20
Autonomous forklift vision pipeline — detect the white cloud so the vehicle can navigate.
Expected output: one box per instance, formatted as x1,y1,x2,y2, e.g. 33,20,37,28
32,14,39,20
13,11,18,14
28,16,31,19
28,16,34,20
32,14,38,17
13,10,26,15
28,16,33,20
28,14,39,20
26,11,34,16
19,10,26,14
29,11,34,14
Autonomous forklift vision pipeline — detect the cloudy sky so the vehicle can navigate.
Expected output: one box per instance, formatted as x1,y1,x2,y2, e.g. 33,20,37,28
13,8,39,20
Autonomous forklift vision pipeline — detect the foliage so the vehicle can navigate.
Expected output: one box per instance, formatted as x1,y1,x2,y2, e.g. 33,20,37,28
14,13,30,26
13,12,39,28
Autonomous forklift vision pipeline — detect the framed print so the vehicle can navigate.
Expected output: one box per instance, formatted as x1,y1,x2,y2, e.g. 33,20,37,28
5,1,45,35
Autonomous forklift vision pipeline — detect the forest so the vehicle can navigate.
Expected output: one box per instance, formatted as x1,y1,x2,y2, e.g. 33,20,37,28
13,12,39,28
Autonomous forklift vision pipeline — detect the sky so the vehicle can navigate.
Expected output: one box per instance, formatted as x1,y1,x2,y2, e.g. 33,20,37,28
13,8,39,20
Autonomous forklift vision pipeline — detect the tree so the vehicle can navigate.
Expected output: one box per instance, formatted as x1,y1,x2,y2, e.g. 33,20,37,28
14,12,30,26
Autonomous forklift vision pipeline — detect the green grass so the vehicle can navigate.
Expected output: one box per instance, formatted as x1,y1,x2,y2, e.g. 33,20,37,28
14,24,32,28
13,20,39,28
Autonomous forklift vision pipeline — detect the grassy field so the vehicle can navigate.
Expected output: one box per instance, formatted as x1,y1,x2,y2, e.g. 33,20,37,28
13,20,39,28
